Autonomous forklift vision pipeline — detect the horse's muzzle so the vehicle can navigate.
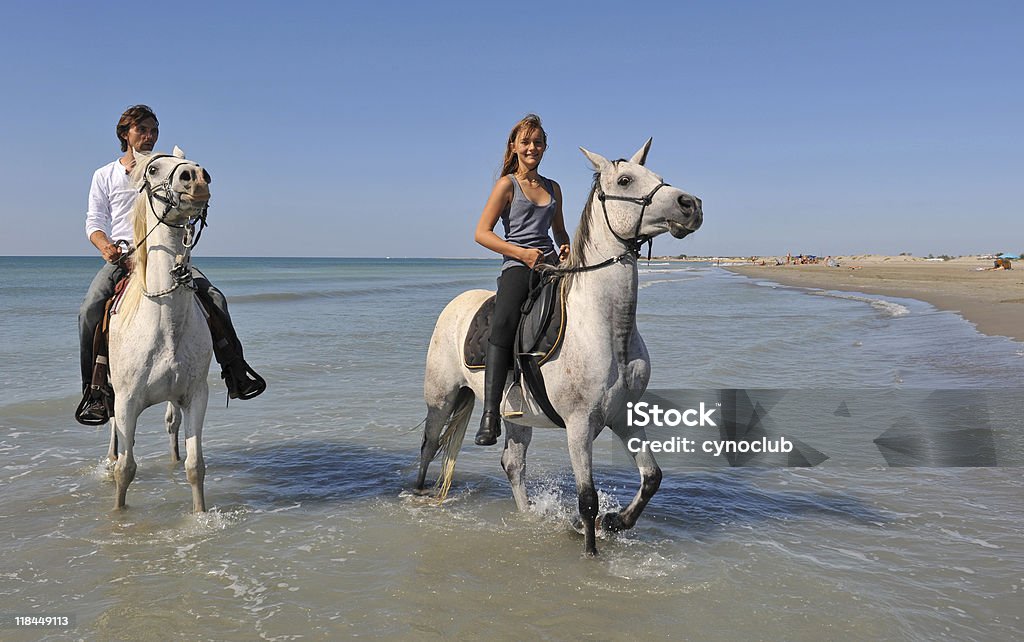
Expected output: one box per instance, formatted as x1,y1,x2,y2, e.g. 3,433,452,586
668,194,703,238
668,222,693,239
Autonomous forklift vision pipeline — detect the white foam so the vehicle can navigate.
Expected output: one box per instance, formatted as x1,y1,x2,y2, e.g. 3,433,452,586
808,290,911,317
639,277,698,290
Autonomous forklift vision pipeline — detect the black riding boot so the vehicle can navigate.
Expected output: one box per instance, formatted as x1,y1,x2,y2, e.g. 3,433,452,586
197,295,266,401
214,338,266,400
475,343,512,446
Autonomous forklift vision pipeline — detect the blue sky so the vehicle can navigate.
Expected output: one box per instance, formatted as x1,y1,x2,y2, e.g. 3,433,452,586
1,1,1020,258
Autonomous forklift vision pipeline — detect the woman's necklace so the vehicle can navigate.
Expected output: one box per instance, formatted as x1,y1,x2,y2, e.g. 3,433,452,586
516,172,541,187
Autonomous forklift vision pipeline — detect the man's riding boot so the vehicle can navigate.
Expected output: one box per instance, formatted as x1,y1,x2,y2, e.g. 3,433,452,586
215,340,266,400
75,315,114,426
76,386,111,425
198,296,266,401
475,343,512,446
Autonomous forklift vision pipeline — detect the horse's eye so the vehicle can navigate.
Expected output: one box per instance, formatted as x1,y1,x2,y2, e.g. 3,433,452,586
617,176,632,187
148,165,159,174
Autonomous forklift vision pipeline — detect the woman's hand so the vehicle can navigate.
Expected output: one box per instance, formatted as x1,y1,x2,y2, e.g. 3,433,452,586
558,244,570,261
519,247,544,269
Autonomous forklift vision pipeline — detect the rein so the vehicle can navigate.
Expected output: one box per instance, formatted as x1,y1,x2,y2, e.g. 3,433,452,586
546,176,667,276
116,154,210,298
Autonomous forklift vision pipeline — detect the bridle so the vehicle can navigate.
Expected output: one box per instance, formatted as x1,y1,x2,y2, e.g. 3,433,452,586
548,172,669,276
597,178,669,257
116,154,210,297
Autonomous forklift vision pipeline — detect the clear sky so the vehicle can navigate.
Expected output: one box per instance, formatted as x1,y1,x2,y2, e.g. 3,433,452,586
1,1,1020,258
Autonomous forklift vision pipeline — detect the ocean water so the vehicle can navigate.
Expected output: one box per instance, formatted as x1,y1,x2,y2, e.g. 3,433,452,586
1,256,1022,641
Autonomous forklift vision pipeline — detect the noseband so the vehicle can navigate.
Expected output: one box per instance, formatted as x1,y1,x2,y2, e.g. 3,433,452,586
139,154,210,230
597,180,669,256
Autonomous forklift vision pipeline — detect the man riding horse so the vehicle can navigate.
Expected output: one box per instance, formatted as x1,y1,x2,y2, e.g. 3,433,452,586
77,104,265,424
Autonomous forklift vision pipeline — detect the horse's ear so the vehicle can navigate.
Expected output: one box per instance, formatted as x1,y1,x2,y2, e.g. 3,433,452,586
629,138,653,166
133,147,151,160
173,145,186,159
580,147,612,174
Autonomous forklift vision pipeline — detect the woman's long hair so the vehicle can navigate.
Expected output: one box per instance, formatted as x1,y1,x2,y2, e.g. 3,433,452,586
499,114,547,177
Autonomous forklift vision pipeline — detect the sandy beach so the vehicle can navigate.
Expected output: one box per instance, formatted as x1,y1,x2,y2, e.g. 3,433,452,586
725,255,1024,342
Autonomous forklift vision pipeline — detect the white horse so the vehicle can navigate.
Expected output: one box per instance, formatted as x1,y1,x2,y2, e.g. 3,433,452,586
106,147,213,512
416,140,703,556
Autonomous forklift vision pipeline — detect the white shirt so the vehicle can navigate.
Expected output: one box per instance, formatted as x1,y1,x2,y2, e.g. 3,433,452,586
85,159,137,243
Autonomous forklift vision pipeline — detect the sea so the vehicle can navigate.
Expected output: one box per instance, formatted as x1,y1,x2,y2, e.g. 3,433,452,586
1,256,1022,641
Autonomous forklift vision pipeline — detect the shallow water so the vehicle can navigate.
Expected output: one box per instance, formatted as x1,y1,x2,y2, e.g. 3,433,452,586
1,257,1022,640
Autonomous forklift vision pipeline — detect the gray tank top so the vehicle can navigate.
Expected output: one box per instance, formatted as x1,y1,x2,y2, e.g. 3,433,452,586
499,175,558,272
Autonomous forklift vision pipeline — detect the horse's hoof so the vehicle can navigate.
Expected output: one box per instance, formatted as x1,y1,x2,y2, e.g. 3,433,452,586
598,512,628,533
570,515,587,534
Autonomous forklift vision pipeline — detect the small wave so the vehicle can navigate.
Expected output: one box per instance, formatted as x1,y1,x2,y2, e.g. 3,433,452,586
808,291,910,317
638,277,700,290
639,267,703,274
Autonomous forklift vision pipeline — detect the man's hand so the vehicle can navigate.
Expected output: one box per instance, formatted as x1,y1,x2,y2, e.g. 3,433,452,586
100,241,122,263
558,244,570,261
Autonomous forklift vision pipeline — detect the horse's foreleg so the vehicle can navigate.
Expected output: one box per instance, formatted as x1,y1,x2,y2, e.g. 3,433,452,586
501,422,533,511
604,421,662,532
165,402,182,463
182,386,209,513
112,408,138,510
566,419,599,557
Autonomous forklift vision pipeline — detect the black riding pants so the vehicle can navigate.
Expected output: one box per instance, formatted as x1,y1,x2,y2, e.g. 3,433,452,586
489,265,533,351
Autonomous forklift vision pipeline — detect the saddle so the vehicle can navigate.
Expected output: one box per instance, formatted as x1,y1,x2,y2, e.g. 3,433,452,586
463,271,567,427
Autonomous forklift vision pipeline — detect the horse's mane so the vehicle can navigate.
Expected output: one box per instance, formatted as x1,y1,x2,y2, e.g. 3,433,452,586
541,173,599,291
116,162,152,322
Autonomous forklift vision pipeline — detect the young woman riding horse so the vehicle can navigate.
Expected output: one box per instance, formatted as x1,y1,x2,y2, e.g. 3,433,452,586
472,114,570,446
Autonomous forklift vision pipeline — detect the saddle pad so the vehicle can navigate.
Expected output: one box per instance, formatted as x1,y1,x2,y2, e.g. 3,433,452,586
463,279,566,369
463,295,497,368
107,275,132,317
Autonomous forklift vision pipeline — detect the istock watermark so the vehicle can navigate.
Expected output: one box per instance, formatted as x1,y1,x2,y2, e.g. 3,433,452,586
627,434,794,456
626,401,718,427
615,388,1023,468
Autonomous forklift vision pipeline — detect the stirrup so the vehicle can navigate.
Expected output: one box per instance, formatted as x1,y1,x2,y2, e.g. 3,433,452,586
502,381,525,418
75,387,112,426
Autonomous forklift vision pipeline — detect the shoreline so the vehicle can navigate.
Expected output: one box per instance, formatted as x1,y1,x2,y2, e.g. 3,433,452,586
724,256,1023,343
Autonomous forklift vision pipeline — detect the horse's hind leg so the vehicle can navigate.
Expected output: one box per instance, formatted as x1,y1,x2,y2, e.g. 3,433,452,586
182,386,210,513
165,402,182,463
501,422,533,511
603,420,662,533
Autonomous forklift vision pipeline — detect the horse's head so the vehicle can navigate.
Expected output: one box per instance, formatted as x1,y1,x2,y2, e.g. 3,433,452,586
132,146,211,223
580,139,702,246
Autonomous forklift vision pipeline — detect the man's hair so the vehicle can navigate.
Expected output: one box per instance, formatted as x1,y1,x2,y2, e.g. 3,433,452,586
116,105,159,152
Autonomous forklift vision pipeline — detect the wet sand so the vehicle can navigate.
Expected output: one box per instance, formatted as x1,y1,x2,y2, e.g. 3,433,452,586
725,256,1024,342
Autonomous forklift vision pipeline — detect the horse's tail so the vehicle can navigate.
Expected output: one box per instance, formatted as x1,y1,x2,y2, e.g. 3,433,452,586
434,387,476,502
